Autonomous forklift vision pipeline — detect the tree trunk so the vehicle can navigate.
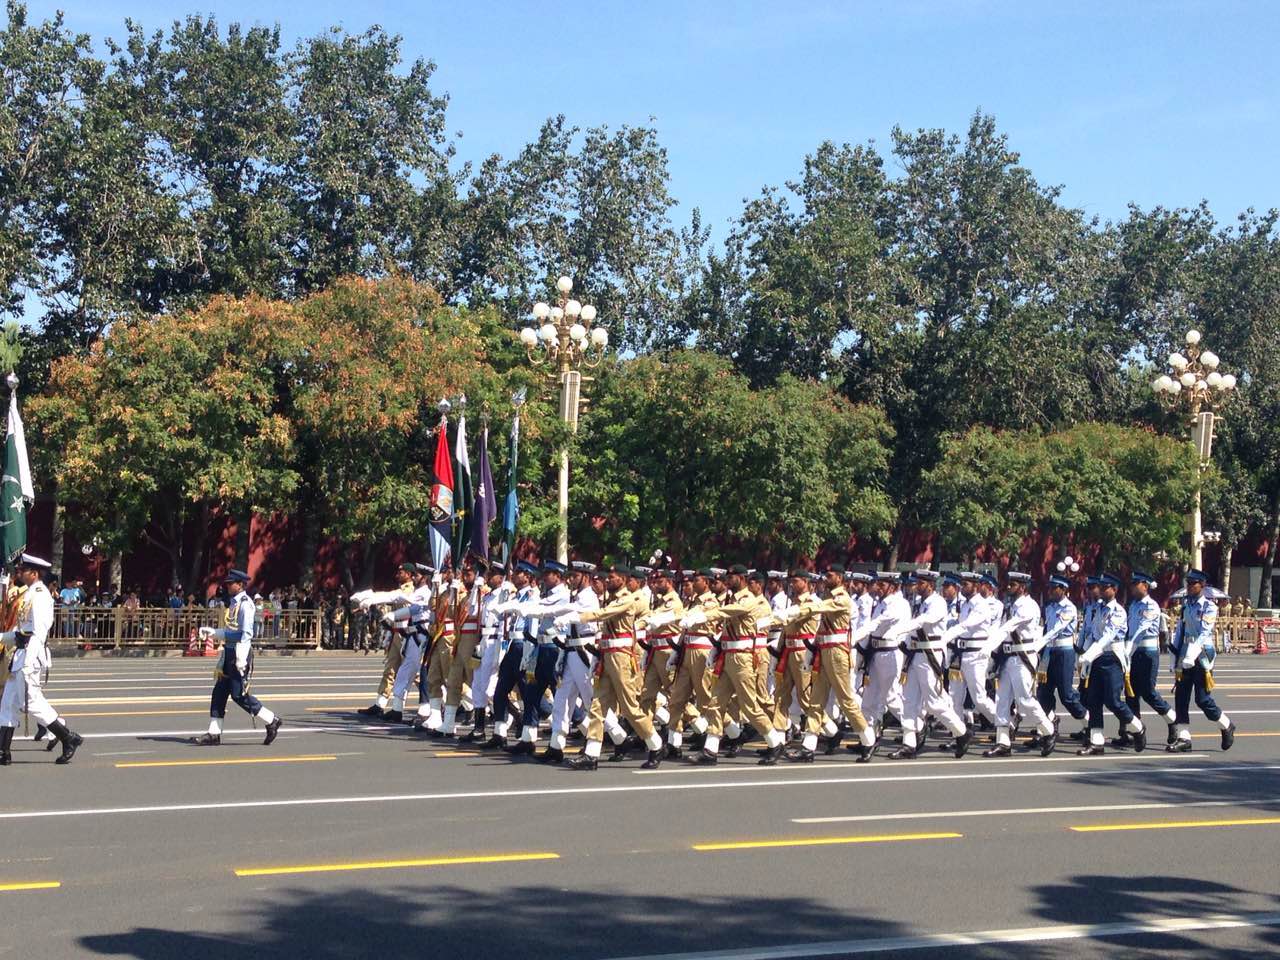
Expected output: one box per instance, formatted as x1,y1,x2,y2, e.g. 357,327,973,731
184,502,211,596
108,553,123,594
357,540,376,590
50,496,65,582
1219,543,1233,594
298,511,320,592
886,529,902,571
234,506,253,569
339,542,354,595
1260,495,1280,608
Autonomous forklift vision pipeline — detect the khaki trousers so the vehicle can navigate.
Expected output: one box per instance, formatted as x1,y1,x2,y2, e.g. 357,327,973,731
639,645,675,716
423,636,453,702
811,644,868,732
707,650,776,738
588,650,655,743
445,631,479,707
376,634,405,701
772,649,820,733
666,647,715,731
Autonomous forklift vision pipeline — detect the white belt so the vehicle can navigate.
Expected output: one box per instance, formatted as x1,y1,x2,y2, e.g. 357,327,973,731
909,640,947,652
720,639,753,651
784,639,810,650
598,638,633,651
565,639,592,649
954,639,988,652
871,636,900,650
1001,642,1037,654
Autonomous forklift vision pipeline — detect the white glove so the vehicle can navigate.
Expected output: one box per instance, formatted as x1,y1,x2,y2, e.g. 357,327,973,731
493,602,517,616
381,612,396,627
432,572,443,587
554,611,581,628
774,607,800,625
0,629,14,644
197,626,216,638
680,609,708,630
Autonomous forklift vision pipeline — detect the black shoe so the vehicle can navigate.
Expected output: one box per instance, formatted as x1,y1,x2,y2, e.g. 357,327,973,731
411,716,428,731
34,724,48,742
538,747,565,764
505,740,535,756
855,743,874,763
263,717,282,746
1076,744,1105,756
1131,726,1147,753
687,749,718,765
664,743,684,760
721,735,742,758
382,710,403,724
1167,722,1178,745
427,727,448,739
566,728,586,744
783,745,815,763
953,727,973,759
1110,732,1132,748
641,749,664,770
1167,739,1192,753
454,708,473,727
480,735,507,751
1040,731,1058,757
937,740,956,753
566,754,598,771
192,733,221,746
1221,721,1236,751
757,744,784,766
357,704,384,717
1028,732,1042,748
607,745,631,762
982,744,1012,758
823,731,844,755
1070,728,1088,742
0,726,13,765
887,746,916,760
49,721,82,765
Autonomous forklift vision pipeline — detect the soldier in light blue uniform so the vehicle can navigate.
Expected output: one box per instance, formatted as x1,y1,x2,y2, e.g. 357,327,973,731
1034,575,1086,744
507,560,572,757
1168,569,1236,752
194,570,282,746
1076,573,1146,756
482,561,540,750
1069,576,1103,741
1120,570,1177,747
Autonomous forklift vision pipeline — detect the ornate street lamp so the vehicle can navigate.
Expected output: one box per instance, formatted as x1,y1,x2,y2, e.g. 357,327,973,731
1152,328,1236,569
520,276,608,563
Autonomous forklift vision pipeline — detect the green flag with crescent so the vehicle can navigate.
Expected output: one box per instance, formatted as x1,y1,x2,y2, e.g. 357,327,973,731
2,383,34,567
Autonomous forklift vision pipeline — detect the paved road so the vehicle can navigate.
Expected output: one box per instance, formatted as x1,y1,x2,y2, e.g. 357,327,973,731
2,653,1278,960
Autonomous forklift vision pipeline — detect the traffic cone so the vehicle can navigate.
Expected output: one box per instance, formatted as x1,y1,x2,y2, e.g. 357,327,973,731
185,629,200,657
1256,625,1270,655
204,631,218,656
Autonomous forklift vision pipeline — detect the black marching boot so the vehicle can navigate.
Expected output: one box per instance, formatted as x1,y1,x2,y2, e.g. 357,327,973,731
0,726,13,765
48,720,83,765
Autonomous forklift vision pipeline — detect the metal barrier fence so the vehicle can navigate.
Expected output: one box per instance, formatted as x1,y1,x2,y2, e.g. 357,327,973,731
47,606,324,651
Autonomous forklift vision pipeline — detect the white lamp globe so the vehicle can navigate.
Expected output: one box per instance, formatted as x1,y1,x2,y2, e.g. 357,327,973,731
1221,373,1237,390
1064,555,1074,566
564,299,582,318
538,323,557,342
1207,371,1223,388
519,327,538,347
1185,329,1201,346
1070,561,1080,573
532,302,550,320
1056,561,1066,572
556,276,573,294
1169,379,1182,393
550,306,564,321
569,323,586,342
580,304,597,323
590,327,609,348
1169,353,1188,371
1201,350,1219,370
1195,378,1207,392
1180,371,1197,388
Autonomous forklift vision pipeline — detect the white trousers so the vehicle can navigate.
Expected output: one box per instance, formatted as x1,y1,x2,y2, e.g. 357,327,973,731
951,651,998,724
471,635,501,710
994,655,1054,744
548,650,595,750
0,651,58,727
390,634,426,705
901,655,965,748
861,649,904,725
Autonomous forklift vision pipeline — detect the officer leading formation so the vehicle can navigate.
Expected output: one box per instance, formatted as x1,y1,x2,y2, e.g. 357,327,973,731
343,558,1236,771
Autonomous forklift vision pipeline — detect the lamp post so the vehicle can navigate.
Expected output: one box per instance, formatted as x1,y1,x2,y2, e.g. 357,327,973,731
1152,329,1236,569
520,276,608,564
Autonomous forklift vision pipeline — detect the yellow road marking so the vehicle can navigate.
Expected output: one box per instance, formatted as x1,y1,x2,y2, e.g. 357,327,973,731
116,755,337,769
1192,731,1280,738
434,751,480,757
0,881,60,892
693,832,961,852
64,709,209,718
1072,817,1280,833
235,851,559,878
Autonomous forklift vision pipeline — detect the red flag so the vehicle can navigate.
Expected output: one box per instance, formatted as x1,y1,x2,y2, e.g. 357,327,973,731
429,413,454,570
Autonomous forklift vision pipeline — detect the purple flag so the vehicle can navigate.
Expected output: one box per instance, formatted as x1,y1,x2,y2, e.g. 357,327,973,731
471,424,497,562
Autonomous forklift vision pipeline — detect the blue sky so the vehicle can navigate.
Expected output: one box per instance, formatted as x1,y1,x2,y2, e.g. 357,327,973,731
27,0,1280,237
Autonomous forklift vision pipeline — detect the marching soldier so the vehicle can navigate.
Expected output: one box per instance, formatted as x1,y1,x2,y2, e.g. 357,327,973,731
415,568,457,731
541,561,600,763
377,564,435,724
663,570,720,759
1035,575,1087,743
852,570,911,751
1121,571,1178,747
465,560,512,742
772,571,820,757
1168,569,1236,752
982,572,1057,757
782,565,873,759
886,571,971,760
483,561,540,749
508,561,572,756
562,564,665,770
685,564,787,765
943,572,1000,735
355,563,418,717
193,569,282,748
0,555,83,765
439,563,486,737
1076,573,1147,755
637,568,684,730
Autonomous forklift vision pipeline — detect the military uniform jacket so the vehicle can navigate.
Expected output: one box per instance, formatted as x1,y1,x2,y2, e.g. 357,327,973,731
6,581,53,676
578,586,641,649
781,591,820,651
215,591,256,672
1172,594,1217,671
1079,598,1127,666
854,591,912,649
1042,598,1077,649
703,588,771,651
985,594,1044,658
637,588,684,646
1127,595,1162,652
793,586,852,647
682,591,721,649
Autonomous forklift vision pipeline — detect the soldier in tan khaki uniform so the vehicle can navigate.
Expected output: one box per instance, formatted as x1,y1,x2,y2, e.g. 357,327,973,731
637,569,684,729
663,570,721,759
438,563,486,737
687,564,787,765
564,566,665,770
780,564,874,760
772,571,823,760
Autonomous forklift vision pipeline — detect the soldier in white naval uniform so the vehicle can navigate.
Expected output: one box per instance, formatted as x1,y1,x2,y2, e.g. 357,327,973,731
1,555,83,765
981,572,1057,757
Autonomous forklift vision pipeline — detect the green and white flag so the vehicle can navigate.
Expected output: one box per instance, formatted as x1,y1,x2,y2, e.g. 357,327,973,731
2,386,34,566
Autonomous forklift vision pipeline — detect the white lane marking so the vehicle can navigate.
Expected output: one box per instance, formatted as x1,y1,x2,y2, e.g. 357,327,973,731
793,796,1280,824
601,912,1280,959
76,724,404,739
48,674,383,685
3,763,1276,821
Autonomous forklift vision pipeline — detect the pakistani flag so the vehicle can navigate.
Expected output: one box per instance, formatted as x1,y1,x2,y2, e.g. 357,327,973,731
2,386,33,567
450,405,473,571
428,410,454,572
500,404,521,565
